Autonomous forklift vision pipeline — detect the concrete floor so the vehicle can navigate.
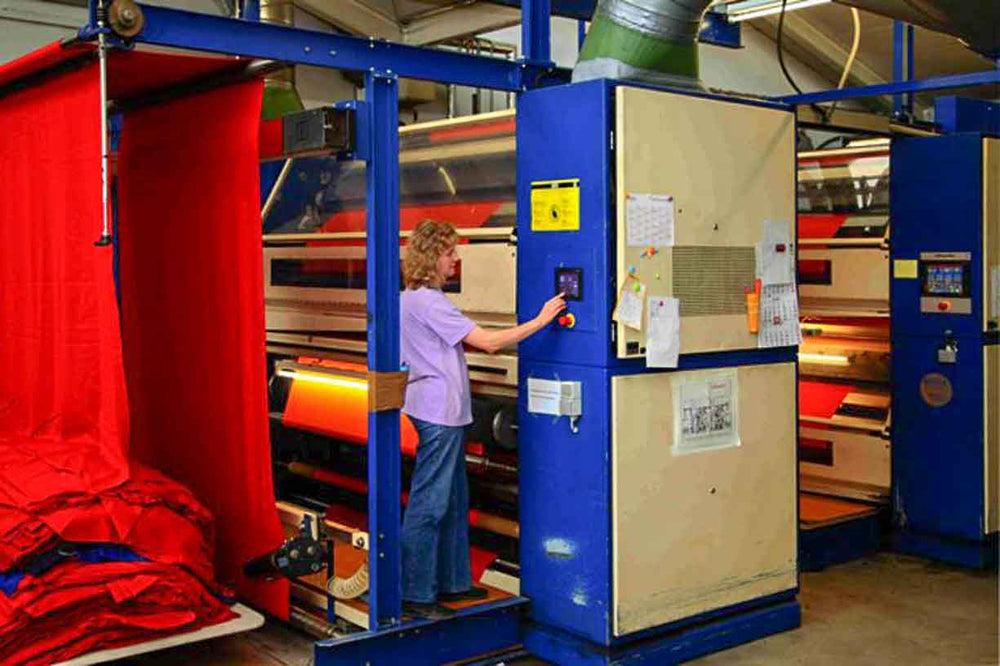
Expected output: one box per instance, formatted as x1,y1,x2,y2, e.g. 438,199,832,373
113,553,997,666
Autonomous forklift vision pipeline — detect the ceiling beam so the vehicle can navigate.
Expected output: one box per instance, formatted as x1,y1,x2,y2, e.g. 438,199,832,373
403,4,521,46
0,0,85,29
295,0,402,40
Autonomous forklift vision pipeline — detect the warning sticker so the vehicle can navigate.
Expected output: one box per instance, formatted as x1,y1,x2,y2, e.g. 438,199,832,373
531,179,580,232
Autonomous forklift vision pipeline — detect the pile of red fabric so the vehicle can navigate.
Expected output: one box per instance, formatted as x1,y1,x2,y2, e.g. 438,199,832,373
0,437,238,666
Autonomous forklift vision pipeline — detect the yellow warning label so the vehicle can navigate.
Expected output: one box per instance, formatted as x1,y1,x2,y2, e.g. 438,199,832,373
894,259,919,279
531,179,580,232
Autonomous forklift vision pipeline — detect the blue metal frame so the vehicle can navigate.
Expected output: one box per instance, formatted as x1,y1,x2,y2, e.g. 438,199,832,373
524,597,800,665
362,70,403,630
315,598,526,666
779,68,1000,106
934,96,1000,135
522,0,553,65
96,3,557,92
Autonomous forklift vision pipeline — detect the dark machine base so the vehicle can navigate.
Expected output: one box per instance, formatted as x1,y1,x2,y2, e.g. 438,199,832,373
800,513,885,572
313,597,527,666
891,530,999,570
523,596,801,666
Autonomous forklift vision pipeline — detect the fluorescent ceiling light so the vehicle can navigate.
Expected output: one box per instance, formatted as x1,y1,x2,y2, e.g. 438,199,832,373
727,0,831,23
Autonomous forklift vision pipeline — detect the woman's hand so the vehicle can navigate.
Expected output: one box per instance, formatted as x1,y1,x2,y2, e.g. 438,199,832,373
534,293,567,326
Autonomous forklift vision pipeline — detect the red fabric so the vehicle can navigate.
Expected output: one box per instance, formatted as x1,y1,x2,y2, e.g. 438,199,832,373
0,561,235,666
798,214,848,239
107,50,247,102
0,61,128,468
259,119,284,160
0,41,94,89
469,546,498,583
117,80,288,619
799,381,855,419
282,358,420,457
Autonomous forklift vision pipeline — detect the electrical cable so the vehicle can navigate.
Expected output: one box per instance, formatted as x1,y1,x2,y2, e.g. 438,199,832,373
776,0,828,123
828,7,861,119
776,0,803,95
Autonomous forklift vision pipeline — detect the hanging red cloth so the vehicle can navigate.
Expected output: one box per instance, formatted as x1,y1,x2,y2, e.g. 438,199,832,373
117,80,288,619
0,60,129,470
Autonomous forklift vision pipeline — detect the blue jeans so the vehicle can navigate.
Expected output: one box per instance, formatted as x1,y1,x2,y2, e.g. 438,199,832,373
401,418,472,603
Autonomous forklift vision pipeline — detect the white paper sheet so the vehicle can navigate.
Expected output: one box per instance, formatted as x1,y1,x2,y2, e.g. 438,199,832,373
757,219,794,286
626,193,674,248
613,276,646,331
992,266,1000,320
758,283,802,348
646,296,680,368
671,369,740,455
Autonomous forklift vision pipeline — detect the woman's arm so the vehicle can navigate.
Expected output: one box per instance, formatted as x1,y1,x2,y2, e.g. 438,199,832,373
463,294,566,354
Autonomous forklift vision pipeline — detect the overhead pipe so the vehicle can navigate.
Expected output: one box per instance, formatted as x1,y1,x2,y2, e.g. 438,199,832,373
259,0,305,120
574,0,716,87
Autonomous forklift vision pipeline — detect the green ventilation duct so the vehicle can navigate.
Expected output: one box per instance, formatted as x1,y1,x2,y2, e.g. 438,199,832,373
260,0,305,120
574,0,716,87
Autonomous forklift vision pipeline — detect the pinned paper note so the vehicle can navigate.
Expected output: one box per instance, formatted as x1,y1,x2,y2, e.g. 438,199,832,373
756,220,794,286
646,297,680,368
626,193,674,248
671,369,740,455
991,266,1000,319
613,275,646,331
758,283,802,348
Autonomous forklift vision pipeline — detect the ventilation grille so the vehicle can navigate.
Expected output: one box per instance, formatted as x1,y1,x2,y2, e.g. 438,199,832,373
672,246,756,316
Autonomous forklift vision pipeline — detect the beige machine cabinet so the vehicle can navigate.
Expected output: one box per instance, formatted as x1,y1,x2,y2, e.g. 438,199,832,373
611,362,797,635
614,87,796,358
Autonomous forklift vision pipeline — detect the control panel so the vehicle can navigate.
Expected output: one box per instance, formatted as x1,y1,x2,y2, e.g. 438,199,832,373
554,267,582,329
920,252,972,315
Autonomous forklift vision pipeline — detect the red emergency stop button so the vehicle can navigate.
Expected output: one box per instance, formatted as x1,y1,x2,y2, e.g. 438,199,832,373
558,313,576,329
938,301,951,312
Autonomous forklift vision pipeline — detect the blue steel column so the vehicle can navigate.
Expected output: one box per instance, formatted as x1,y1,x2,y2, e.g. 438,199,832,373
893,20,915,117
365,70,402,630
522,0,552,64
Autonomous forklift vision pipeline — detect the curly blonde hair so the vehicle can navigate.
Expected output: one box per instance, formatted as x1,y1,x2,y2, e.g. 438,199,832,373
403,220,459,289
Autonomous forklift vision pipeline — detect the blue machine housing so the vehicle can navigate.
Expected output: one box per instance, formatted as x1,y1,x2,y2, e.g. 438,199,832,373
515,80,801,663
890,133,999,568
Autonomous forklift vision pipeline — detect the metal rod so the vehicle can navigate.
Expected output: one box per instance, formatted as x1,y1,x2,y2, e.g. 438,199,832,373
95,2,112,246
261,157,294,221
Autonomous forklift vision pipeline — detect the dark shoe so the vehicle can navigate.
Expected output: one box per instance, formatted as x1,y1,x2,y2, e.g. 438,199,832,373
438,587,489,602
403,601,456,620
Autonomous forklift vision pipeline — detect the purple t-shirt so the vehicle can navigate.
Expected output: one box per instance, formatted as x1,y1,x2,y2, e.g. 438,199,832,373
400,287,476,426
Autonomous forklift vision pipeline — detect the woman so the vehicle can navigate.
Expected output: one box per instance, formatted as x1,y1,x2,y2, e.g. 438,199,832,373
400,219,565,613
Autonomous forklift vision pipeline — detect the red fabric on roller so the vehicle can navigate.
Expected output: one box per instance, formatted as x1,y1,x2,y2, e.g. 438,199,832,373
798,214,847,240
117,80,288,619
0,41,94,89
799,380,855,419
107,50,247,102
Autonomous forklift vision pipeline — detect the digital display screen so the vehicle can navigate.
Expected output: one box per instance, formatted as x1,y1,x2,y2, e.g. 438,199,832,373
555,267,583,301
924,263,967,296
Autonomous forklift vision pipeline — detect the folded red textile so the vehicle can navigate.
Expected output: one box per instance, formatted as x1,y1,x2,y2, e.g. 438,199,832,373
0,560,235,666
0,439,216,582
